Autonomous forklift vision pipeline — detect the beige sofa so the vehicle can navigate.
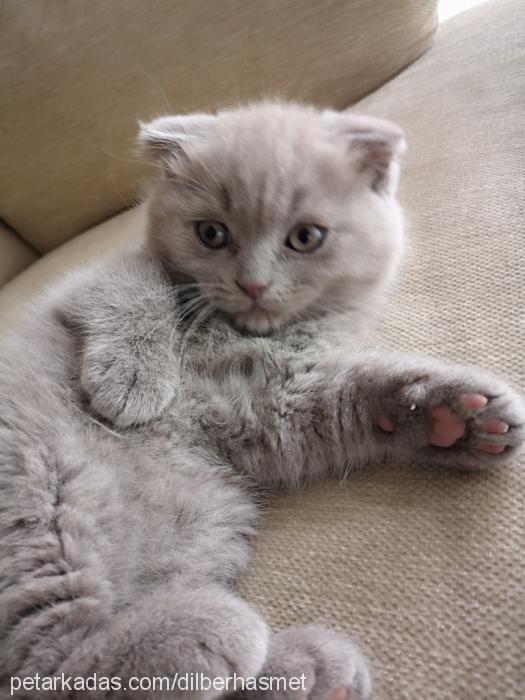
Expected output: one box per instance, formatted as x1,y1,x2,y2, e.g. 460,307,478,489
1,1,524,698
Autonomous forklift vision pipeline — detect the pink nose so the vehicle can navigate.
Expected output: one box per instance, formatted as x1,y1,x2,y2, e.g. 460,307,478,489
236,279,269,301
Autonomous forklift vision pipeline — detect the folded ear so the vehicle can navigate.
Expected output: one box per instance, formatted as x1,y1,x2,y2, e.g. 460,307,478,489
322,111,406,195
138,113,217,168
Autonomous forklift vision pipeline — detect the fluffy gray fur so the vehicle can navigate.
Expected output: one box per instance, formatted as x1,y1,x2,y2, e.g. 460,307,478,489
0,102,523,700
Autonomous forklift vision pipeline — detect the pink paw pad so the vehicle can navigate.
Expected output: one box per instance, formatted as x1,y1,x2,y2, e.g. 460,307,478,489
377,415,394,433
378,390,513,456
482,419,509,434
329,688,349,700
430,404,466,447
479,443,506,454
459,393,488,410
479,415,509,453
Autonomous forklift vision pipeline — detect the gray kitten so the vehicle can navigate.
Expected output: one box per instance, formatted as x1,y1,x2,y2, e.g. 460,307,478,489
1,102,524,700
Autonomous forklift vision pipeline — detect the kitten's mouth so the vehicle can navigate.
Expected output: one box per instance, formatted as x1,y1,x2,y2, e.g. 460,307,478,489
233,306,284,334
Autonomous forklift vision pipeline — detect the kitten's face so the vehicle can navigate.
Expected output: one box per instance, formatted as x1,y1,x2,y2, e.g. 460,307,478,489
142,103,405,333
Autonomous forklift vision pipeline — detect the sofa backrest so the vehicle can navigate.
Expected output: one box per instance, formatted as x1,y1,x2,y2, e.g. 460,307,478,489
0,0,438,254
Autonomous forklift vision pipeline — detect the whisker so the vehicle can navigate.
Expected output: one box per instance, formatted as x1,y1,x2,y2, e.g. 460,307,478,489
179,298,209,322
134,60,174,114
167,170,216,198
184,148,224,197
101,149,160,170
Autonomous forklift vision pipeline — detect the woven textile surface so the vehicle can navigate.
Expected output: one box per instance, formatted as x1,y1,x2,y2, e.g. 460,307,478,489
240,2,525,698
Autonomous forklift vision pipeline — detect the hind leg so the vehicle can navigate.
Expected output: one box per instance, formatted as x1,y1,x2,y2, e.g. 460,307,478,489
0,432,117,694
4,577,267,700
55,583,268,699
0,436,266,698
0,431,268,699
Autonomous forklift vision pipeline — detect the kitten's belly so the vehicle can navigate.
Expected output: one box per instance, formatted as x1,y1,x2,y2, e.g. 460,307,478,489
0,316,255,605
81,424,256,601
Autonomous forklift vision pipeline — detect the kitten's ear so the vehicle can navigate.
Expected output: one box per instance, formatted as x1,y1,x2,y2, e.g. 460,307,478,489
322,111,406,195
138,113,217,168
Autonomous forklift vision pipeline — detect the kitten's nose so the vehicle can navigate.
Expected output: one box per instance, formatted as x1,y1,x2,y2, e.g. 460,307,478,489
235,279,269,301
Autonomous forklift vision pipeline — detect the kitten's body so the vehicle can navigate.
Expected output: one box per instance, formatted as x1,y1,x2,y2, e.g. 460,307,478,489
0,259,371,699
1,103,523,699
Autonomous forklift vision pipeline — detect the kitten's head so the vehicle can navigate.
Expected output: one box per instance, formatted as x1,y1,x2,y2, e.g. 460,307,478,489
140,101,405,333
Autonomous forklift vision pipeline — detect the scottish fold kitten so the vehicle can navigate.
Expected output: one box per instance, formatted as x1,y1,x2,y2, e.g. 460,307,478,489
1,102,523,700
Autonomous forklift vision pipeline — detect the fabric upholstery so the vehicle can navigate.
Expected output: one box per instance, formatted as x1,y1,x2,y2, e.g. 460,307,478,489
0,0,437,253
0,223,38,288
0,1,523,698
0,208,145,322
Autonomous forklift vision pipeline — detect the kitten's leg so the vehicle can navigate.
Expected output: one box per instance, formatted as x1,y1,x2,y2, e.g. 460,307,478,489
0,425,266,699
239,626,371,700
205,351,525,482
0,433,114,690
56,583,268,700
0,432,267,697
58,252,181,428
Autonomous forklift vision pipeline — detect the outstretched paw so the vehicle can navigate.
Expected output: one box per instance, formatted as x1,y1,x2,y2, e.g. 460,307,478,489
376,366,525,468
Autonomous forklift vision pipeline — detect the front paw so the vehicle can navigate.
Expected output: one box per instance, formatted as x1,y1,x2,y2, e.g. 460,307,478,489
375,363,525,468
245,626,371,700
80,348,176,428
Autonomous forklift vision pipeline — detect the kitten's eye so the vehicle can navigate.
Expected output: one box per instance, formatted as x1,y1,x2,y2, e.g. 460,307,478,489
196,221,231,249
286,225,327,253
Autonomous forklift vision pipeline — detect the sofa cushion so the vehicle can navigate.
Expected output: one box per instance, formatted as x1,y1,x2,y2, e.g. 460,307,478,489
0,1,523,698
0,222,38,288
0,0,437,253
0,207,145,322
